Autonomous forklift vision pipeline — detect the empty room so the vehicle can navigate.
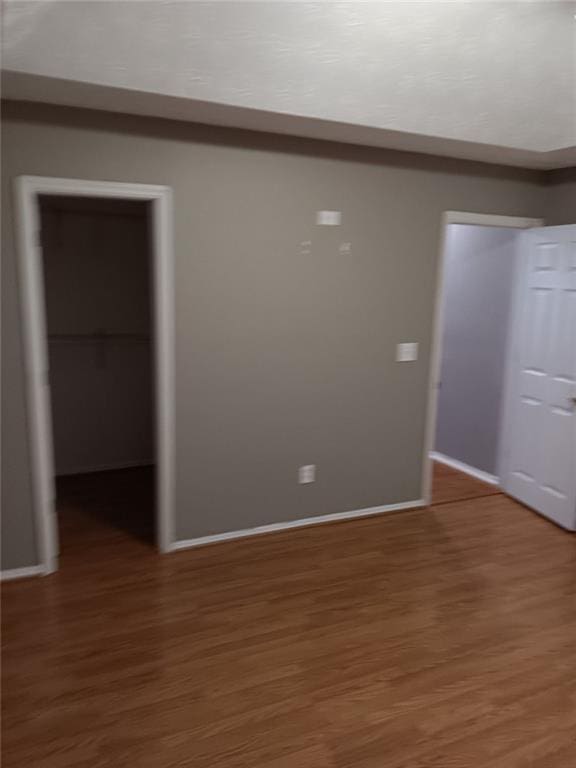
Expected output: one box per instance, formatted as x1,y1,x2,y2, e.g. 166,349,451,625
1,2,575,767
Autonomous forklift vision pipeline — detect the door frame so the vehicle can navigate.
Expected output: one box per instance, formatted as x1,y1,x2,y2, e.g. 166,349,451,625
15,175,175,573
421,211,544,506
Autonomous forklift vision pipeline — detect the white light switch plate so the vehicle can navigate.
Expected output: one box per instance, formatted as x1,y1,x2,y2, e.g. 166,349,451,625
396,342,419,362
299,465,316,484
316,210,341,226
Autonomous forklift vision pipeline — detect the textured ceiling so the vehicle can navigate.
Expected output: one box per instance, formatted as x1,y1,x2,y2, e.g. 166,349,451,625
2,1,575,168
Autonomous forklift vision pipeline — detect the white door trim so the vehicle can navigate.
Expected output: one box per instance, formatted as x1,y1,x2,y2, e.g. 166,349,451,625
421,211,544,506
15,175,175,574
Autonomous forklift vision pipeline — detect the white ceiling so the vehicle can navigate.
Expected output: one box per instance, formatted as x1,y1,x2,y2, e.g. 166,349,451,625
2,1,575,168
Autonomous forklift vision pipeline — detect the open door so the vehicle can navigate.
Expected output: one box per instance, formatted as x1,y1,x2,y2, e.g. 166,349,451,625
502,225,576,530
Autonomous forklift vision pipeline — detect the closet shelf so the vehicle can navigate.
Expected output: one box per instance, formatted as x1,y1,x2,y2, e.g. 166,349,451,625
48,333,151,345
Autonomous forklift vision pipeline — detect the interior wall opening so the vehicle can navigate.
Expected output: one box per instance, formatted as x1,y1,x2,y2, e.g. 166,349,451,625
39,194,156,558
430,223,518,505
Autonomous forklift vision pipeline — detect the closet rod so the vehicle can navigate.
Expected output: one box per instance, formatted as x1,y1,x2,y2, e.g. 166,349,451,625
48,333,151,343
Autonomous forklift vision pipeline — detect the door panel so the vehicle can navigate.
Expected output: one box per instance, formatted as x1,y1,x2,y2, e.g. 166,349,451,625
503,225,576,531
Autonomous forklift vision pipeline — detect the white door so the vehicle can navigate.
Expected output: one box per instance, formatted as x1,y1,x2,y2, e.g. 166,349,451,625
502,225,576,531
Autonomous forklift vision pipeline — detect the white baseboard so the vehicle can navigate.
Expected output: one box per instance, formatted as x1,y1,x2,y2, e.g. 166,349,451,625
56,460,154,477
170,498,425,552
0,565,46,581
430,451,499,486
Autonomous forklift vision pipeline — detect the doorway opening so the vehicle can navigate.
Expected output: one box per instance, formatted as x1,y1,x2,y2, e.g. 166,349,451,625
16,177,174,573
42,195,156,558
423,212,543,508
426,214,576,530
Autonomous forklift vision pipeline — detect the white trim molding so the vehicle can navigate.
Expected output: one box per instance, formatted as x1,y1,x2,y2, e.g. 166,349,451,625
170,499,425,552
15,175,175,574
421,210,544,506
0,565,47,581
430,452,499,487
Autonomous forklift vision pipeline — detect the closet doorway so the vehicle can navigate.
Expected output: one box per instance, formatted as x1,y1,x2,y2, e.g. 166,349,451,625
16,177,174,573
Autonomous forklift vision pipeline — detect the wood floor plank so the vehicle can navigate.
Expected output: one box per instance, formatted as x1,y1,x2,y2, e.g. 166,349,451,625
2,467,575,767
432,460,501,505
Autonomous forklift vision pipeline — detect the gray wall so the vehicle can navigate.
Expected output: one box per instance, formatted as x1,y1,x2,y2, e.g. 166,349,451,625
435,225,517,475
1,102,546,569
41,199,153,475
544,168,576,225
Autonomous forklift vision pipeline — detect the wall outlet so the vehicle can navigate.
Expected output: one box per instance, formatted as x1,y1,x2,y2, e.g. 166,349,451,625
396,342,419,362
299,465,316,484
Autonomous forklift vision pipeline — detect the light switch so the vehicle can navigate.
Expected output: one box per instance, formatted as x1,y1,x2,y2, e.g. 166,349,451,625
316,210,341,226
299,465,316,484
396,342,419,362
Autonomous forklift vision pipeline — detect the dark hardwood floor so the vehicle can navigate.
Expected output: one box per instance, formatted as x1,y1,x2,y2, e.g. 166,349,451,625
2,465,575,767
57,466,156,554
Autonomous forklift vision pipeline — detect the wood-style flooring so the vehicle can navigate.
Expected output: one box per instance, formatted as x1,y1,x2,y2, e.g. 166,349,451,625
57,466,156,555
2,465,575,767
432,461,501,506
